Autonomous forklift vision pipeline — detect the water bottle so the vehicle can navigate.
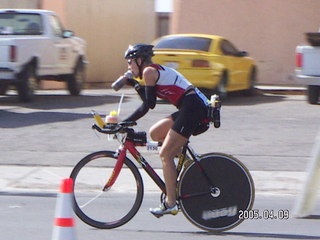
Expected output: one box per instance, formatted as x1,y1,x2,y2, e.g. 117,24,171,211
210,95,221,128
210,94,221,108
105,111,119,124
111,71,133,91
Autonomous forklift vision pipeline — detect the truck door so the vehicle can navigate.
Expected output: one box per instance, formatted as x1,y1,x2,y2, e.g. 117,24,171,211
48,15,73,74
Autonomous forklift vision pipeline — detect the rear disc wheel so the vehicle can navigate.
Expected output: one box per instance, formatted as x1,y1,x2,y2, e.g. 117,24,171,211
178,153,255,232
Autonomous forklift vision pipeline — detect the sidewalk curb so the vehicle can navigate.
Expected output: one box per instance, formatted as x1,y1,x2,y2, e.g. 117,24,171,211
256,85,306,95
0,165,309,196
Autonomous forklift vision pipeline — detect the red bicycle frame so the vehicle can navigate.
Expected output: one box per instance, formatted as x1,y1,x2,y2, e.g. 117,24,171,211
103,139,167,193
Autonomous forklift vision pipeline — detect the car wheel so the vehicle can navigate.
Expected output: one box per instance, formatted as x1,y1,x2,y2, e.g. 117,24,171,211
67,60,85,96
216,72,228,99
243,67,257,96
307,85,320,104
17,64,37,102
0,83,8,95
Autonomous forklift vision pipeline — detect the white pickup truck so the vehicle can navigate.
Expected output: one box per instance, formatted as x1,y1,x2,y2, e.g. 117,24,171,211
0,9,86,102
295,32,320,104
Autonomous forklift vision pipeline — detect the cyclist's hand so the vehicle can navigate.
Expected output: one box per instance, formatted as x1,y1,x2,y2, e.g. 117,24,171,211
126,78,138,87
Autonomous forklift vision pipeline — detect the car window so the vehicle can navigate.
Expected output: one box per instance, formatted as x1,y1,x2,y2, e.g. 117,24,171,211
220,40,240,56
0,12,43,35
154,36,211,52
48,15,64,37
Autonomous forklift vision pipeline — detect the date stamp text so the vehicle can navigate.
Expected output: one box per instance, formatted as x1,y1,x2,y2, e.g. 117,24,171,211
239,209,290,220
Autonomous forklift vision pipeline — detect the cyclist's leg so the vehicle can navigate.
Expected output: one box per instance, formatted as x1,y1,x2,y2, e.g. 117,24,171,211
150,129,187,217
152,98,205,208
149,115,174,142
160,129,188,207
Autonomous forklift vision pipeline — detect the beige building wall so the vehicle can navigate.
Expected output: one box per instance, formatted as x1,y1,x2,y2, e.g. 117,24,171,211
172,0,320,85
0,0,38,8
42,0,66,23
42,0,156,87
1,0,155,88
66,0,155,86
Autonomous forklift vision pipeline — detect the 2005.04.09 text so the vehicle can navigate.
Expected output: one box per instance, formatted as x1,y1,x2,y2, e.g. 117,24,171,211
239,209,290,220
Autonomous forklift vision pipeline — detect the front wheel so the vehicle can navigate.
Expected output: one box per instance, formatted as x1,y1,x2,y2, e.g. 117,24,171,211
178,153,255,232
70,151,144,229
17,64,37,102
67,60,85,96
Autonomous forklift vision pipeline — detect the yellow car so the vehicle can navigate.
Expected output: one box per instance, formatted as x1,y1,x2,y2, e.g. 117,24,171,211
149,34,257,97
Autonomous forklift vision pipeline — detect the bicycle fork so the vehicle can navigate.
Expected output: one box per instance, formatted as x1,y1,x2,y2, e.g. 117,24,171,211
102,146,127,191
103,141,166,193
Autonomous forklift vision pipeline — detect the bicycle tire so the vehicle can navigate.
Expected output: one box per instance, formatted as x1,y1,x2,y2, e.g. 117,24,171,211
178,153,255,232
70,151,144,229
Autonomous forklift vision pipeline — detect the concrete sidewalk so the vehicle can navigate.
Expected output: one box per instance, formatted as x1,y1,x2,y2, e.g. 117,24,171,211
0,164,309,196
255,85,306,95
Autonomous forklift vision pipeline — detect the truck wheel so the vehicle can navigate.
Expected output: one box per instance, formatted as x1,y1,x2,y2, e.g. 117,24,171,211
67,60,85,96
17,65,37,102
307,85,320,104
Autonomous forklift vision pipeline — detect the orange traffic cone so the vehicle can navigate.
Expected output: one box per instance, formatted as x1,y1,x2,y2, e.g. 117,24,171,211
52,178,76,240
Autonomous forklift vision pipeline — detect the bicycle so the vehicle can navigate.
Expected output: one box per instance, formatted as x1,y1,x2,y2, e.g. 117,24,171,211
70,114,255,232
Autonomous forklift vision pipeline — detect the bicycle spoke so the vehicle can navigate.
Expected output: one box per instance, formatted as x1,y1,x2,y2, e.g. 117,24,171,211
79,191,105,209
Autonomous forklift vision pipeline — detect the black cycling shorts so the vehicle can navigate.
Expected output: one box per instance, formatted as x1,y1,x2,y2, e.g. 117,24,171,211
171,93,208,138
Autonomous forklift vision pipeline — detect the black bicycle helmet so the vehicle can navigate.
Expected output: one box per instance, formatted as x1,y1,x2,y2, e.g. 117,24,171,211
124,44,154,59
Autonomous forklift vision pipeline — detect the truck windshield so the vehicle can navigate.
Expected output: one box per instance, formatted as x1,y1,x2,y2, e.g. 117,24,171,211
0,12,43,35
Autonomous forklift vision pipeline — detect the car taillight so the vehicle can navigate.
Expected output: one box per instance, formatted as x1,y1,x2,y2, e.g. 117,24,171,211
192,59,210,68
10,45,17,62
296,52,302,68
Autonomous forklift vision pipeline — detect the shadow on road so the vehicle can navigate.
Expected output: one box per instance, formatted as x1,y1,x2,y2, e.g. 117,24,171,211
0,93,131,128
157,91,287,106
0,110,90,128
222,91,287,106
0,90,288,128
0,93,128,110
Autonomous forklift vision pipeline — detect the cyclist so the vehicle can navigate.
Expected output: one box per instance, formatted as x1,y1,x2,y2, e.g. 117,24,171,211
122,44,210,217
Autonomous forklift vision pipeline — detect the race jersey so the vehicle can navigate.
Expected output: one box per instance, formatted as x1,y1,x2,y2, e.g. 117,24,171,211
148,64,193,106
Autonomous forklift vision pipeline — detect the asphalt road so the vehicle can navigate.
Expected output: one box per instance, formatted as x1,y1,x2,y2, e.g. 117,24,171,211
1,193,320,240
1,88,320,240
1,88,319,172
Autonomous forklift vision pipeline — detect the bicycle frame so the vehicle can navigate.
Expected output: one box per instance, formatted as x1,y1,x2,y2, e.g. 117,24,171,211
103,134,215,198
104,138,166,193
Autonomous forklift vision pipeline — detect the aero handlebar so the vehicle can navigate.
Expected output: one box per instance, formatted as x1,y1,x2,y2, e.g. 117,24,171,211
92,121,137,135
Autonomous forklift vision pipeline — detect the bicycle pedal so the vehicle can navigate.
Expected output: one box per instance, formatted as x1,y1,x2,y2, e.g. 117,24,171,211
151,212,163,218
